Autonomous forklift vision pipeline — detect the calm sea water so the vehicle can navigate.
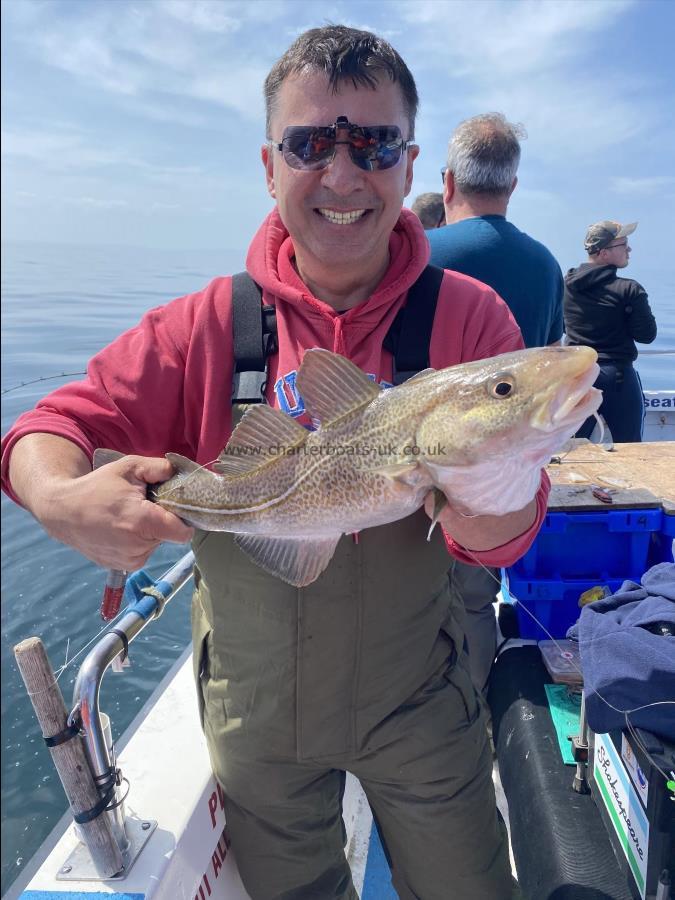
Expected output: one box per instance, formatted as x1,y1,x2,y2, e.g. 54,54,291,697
1,240,673,895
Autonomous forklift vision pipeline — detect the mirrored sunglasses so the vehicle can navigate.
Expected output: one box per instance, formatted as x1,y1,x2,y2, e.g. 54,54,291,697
274,116,414,172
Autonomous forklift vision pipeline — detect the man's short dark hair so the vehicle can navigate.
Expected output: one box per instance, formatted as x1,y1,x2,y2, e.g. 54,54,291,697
264,25,419,138
446,113,526,197
411,193,445,229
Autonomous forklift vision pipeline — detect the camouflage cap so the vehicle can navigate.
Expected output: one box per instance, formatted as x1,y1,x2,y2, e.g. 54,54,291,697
584,220,637,254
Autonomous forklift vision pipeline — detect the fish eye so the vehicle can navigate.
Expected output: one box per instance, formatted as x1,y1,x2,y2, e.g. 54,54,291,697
487,373,516,398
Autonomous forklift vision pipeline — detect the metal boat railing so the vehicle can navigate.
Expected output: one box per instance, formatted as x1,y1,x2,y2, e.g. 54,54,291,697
69,550,195,873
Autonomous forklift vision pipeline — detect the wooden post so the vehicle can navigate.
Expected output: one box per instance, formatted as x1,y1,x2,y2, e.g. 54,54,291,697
14,636,124,879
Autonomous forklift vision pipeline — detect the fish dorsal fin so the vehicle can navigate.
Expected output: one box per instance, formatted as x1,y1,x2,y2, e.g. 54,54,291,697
233,533,341,587
214,404,308,476
93,448,125,469
165,452,203,475
296,348,381,428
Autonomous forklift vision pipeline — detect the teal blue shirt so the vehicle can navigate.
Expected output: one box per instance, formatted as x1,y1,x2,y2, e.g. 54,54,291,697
426,215,563,348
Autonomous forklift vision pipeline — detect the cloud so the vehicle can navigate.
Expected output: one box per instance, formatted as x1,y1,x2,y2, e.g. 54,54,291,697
67,196,130,209
6,0,278,125
610,176,675,195
150,200,181,211
157,0,242,34
400,0,647,163
513,187,560,205
34,32,143,96
1,126,204,184
3,0,672,257
402,0,633,79
1,128,123,168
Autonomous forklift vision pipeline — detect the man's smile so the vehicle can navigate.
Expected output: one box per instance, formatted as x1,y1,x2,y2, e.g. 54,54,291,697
316,208,369,225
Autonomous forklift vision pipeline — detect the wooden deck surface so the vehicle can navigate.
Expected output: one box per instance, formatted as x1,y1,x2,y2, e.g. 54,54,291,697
545,440,674,512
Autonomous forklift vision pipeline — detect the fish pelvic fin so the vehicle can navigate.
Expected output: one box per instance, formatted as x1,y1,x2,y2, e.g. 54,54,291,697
426,488,448,541
93,448,125,469
233,533,341,587
214,405,308,476
165,452,203,475
296,349,381,428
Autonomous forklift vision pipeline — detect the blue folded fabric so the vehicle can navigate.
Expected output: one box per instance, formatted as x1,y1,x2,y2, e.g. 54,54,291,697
566,563,675,740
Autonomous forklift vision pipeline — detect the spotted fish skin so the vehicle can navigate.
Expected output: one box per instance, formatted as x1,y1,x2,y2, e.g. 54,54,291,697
99,345,601,586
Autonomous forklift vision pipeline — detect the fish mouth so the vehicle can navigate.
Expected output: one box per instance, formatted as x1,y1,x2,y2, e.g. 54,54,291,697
534,361,602,431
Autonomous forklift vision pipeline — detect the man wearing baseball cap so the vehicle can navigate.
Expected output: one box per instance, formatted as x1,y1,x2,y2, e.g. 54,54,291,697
563,220,657,442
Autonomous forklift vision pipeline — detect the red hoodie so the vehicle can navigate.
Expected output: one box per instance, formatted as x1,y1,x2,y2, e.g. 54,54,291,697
1,208,548,566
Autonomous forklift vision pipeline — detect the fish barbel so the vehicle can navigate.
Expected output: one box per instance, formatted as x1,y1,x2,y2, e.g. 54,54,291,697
95,345,601,586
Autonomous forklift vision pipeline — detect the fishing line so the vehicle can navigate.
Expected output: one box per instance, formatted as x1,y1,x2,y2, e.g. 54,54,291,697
50,602,129,684
459,546,675,786
26,612,123,697
1,372,87,395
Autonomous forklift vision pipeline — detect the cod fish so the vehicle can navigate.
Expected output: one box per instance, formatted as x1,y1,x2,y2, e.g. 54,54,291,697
95,346,600,587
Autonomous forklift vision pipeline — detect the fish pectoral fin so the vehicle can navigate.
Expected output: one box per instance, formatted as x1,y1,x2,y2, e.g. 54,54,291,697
403,367,436,383
296,348,381,428
214,405,308,476
374,461,419,484
165,452,203,475
233,533,341,587
93,448,125,469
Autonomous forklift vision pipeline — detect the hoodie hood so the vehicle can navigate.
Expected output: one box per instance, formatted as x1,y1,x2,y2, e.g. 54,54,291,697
246,206,429,322
244,205,431,414
564,263,617,295
245,205,431,364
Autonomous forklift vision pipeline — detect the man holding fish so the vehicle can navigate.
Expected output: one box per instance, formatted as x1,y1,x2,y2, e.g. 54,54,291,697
1,25,600,900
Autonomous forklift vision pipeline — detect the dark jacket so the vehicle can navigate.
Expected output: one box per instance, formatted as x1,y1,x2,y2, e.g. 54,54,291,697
563,263,657,363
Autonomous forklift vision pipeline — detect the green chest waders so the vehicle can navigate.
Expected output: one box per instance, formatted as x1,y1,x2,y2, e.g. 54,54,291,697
190,517,514,900
191,508,461,762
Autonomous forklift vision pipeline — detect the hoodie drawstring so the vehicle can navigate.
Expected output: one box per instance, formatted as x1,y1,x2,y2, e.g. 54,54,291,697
333,316,347,356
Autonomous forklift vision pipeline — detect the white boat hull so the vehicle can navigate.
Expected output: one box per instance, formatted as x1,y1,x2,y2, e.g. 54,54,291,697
643,390,675,442
5,648,379,900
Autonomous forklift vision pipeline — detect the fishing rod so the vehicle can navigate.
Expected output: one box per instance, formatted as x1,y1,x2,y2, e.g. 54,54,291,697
1,372,87,395
3,347,674,396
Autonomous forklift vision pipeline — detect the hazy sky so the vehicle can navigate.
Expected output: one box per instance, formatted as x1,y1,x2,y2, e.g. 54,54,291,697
2,0,674,273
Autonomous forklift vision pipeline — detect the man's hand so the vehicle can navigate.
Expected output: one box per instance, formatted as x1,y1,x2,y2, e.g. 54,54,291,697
9,434,193,570
424,489,537,553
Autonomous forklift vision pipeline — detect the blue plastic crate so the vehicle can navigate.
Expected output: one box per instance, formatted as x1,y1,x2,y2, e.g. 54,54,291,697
511,508,662,581
663,512,675,536
648,511,675,565
505,576,627,640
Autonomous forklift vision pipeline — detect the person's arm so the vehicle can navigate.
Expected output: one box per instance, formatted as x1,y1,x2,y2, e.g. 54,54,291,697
626,285,657,344
2,284,233,566
433,498,537,551
425,471,550,569
9,433,193,570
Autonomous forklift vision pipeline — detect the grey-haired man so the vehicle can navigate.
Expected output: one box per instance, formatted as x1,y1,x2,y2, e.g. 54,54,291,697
427,113,564,696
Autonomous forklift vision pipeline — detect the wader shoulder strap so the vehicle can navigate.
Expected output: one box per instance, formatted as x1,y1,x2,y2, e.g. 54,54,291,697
230,264,445,401
383,264,445,385
231,272,277,403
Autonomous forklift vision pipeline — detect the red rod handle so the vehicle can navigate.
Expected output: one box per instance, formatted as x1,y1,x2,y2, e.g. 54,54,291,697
100,570,127,621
